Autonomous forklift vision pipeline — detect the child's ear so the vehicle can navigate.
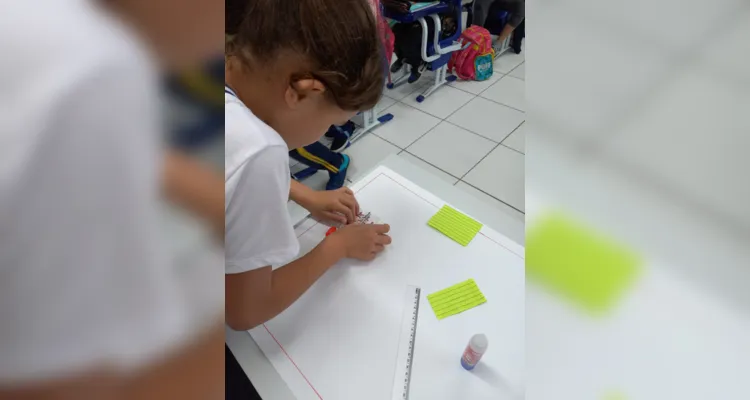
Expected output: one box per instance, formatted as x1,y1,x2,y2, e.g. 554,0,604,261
285,78,326,109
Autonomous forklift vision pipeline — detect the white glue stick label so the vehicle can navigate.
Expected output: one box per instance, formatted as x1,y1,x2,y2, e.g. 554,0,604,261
460,334,488,370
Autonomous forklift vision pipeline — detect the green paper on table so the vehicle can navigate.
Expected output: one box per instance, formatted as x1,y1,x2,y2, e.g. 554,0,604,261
526,212,641,315
428,205,483,246
427,279,487,320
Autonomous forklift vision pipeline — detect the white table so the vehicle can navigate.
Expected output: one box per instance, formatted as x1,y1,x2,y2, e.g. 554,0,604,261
227,154,525,399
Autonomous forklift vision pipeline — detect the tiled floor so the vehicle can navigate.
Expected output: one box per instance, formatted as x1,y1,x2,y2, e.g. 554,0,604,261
294,50,526,224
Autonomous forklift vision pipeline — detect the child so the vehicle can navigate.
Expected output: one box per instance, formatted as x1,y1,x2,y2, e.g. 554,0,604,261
472,0,525,54
290,119,355,190
290,142,351,190
225,0,392,331
389,4,459,83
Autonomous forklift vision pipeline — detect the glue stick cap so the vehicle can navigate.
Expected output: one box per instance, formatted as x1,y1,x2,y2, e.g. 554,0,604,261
470,333,488,353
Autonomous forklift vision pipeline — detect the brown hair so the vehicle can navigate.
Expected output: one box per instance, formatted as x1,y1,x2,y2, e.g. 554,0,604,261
226,0,384,111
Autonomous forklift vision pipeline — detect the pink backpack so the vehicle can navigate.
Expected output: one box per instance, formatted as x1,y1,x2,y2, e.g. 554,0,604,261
449,26,495,81
372,0,396,84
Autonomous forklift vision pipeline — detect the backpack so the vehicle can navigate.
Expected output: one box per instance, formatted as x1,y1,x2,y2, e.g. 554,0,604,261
448,26,494,81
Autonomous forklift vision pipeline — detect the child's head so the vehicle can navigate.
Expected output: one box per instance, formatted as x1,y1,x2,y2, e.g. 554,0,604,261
226,0,384,149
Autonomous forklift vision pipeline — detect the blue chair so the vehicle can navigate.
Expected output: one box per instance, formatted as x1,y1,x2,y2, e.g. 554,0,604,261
384,0,464,103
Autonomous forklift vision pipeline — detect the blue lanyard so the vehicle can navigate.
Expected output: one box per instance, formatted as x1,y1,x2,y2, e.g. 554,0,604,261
225,85,237,98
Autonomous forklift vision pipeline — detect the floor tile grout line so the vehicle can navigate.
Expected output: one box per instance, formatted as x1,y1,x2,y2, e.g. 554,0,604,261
363,95,524,154
440,92,480,122
441,117,524,147
446,70,510,97
477,95,525,113
400,149,464,181
440,119,502,144
402,121,444,151
498,120,525,146
390,95,521,146
477,73,526,103
456,179,525,215
397,90,476,121
447,65,524,98
499,143,524,155
506,61,524,77
371,99,440,149
457,119,524,182
386,58,522,112
370,132,406,151
458,141,502,181
396,148,524,215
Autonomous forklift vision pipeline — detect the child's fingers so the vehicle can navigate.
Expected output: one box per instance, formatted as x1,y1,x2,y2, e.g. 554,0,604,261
339,187,359,216
351,196,360,216
323,211,346,224
339,197,357,215
332,203,355,223
373,224,391,234
375,234,392,245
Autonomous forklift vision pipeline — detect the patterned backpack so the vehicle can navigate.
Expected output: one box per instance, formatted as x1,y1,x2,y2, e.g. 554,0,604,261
448,26,494,81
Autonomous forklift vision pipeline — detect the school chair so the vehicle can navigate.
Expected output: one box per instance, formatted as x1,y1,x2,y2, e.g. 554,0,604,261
384,0,465,103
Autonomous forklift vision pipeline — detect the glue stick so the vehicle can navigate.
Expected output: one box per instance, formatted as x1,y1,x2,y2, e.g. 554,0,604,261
460,333,488,370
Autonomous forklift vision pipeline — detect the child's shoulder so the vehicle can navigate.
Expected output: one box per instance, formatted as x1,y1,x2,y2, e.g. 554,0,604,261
225,101,289,181
226,100,286,149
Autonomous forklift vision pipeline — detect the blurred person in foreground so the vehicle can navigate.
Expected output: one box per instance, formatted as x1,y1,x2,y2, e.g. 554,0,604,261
0,1,224,399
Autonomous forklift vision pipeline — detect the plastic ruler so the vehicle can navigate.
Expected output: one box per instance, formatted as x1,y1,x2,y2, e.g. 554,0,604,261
391,285,421,400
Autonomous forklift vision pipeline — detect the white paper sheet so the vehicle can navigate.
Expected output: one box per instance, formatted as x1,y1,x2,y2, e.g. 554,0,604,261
249,166,525,400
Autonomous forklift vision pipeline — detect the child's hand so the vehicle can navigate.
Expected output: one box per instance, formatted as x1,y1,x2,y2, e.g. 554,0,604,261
304,187,360,225
327,223,391,261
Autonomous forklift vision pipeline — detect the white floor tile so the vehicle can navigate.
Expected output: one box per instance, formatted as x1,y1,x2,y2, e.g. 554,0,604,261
481,75,526,111
447,97,525,143
455,181,525,223
376,95,396,113
502,122,526,154
508,62,525,80
382,80,426,101
494,51,524,74
372,103,441,148
401,84,475,118
447,72,503,95
463,145,525,212
407,121,495,178
399,151,459,185
343,133,400,182
352,95,396,128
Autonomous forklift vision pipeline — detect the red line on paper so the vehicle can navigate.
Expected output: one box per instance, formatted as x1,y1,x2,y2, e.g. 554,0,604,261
263,324,324,399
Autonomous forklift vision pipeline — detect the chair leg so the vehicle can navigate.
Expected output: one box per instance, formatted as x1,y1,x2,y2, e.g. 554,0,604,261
417,65,448,102
387,63,412,89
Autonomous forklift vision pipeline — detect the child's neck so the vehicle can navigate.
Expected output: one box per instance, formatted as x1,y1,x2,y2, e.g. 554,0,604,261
226,65,291,144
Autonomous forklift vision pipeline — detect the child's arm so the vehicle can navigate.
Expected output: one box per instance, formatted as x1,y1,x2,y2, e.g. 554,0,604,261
162,150,224,241
290,179,359,224
225,223,391,331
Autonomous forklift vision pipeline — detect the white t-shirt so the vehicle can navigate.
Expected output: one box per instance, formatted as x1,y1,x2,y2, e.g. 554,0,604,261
0,1,220,384
225,87,300,274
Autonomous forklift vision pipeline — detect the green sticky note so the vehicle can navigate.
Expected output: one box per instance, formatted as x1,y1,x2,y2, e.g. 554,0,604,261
602,391,626,400
427,279,487,320
428,205,483,246
526,212,641,315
